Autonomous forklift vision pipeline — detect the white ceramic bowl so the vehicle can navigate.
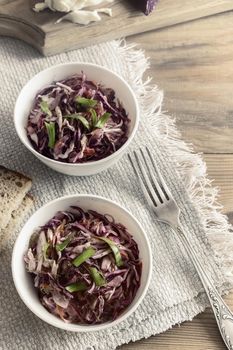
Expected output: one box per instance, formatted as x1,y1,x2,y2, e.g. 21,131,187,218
14,63,139,176
12,194,152,332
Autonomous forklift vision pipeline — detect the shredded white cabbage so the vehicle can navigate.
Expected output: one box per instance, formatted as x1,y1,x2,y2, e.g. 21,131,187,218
33,0,114,25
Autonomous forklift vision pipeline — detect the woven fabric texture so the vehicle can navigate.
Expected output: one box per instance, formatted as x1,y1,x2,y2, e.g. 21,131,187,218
0,38,230,350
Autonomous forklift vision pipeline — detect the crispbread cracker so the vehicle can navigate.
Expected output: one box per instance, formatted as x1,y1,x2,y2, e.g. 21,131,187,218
0,194,34,251
0,166,32,230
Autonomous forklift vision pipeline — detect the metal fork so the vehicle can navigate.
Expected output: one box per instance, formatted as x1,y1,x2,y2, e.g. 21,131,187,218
128,147,233,350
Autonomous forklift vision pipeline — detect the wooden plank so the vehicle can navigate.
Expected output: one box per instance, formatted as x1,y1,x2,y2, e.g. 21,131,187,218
120,293,233,349
0,0,233,55
120,293,233,350
120,154,233,349
1,4,233,350
128,11,233,153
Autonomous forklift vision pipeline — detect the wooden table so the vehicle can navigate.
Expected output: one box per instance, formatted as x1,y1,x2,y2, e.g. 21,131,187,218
122,8,233,350
1,2,232,349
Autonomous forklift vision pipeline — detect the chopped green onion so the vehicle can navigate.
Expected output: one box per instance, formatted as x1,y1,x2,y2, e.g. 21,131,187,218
65,282,87,293
72,247,96,267
96,236,123,267
64,114,90,130
45,122,55,149
90,108,98,127
75,96,97,108
40,100,52,117
56,237,71,252
89,267,106,287
42,242,50,260
95,112,111,129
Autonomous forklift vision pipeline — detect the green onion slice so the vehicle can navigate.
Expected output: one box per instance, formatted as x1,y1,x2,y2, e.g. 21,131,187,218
65,282,87,293
89,267,106,287
95,236,123,267
42,242,50,260
90,108,98,127
40,100,52,117
56,237,71,252
75,96,97,108
64,114,90,130
45,122,55,149
95,112,111,129
72,247,96,267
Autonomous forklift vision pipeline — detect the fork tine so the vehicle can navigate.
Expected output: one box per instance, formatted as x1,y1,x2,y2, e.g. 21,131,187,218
145,146,171,200
139,148,167,203
133,150,163,206
128,153,156,208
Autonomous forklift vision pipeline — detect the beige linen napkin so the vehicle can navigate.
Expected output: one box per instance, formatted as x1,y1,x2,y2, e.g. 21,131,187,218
0,38,232,350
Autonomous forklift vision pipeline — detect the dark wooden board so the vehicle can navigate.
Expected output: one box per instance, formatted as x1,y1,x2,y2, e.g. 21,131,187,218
0,0,233,55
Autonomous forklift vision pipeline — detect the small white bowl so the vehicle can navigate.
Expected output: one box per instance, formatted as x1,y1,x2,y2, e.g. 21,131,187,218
12,194,152,332
14,63,139,176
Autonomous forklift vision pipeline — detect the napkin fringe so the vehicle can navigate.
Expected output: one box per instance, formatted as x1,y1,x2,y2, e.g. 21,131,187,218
117,39,233,288
1,37,233,350
154,113,233,287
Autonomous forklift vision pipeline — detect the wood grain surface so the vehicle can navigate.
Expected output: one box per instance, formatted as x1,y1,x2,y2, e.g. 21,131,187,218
1,2,233,349
120,154,233,350
1,0,233,55
121,8,233,350
128,11,233,153
120,293,233,349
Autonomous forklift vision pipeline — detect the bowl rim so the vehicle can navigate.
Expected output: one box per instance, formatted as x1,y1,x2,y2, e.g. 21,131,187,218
12,194,152,332
14,62,140,167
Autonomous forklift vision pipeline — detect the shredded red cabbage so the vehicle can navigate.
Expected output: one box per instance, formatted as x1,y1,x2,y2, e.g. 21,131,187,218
26,73,130,163
24,207,142,324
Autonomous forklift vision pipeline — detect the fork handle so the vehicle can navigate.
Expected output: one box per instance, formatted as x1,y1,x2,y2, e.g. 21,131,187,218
175,225,233,350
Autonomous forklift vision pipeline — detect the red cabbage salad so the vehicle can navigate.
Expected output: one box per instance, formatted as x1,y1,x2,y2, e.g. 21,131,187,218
26,73,130,163
24,207,142,324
